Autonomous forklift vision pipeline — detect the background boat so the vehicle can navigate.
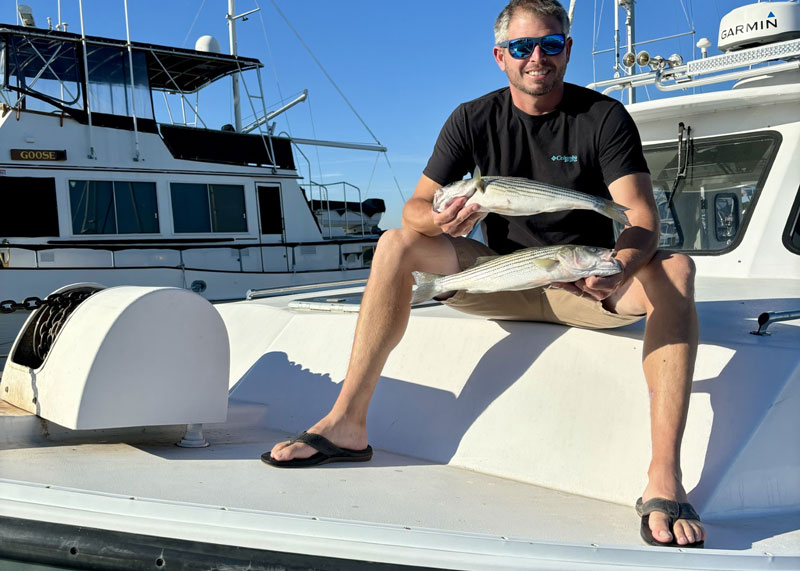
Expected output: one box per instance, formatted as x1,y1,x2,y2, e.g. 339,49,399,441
0,0,398,368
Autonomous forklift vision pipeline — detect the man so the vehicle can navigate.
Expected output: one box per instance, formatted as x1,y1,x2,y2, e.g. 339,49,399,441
266,0,705,548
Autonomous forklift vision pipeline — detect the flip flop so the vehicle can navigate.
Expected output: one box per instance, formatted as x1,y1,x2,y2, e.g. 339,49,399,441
635,497,705,548
262,431,373,468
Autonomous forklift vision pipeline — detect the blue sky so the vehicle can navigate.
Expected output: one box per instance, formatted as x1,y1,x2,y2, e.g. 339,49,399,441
8,0,764,228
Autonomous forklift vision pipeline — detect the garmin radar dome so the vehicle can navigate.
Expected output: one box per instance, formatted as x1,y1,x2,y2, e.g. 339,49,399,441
718,1,800,51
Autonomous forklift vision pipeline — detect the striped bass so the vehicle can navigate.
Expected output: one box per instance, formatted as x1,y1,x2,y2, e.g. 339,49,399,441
410,245,621,305
432,169,630,226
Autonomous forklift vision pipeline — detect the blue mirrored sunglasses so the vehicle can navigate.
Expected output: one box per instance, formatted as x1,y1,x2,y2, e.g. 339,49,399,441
497,34,566,58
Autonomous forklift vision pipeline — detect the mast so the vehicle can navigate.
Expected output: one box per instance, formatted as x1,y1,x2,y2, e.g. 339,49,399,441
226,1,260,133
227,0,242,132
78,0,96,159
619,0,636,104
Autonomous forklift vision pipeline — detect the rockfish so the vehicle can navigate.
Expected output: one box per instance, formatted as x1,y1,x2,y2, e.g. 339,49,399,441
410,245,622,305
432,170,630,226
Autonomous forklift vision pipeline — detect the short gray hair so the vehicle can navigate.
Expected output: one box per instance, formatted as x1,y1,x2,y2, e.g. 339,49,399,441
494,0,571,44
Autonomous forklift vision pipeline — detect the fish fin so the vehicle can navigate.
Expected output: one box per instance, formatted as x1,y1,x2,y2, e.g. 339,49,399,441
466,254,500,269
532,258,559,271
597,199,631,226
472,166,485,193
410,271,444,305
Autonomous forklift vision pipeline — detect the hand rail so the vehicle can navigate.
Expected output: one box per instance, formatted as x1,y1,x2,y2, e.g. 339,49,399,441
246,278,367,300
750,310,800,336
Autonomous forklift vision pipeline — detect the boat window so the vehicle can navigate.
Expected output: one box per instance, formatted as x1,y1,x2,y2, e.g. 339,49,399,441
0,177,59,237
86,46,153,119
171,183,247,233
69,180,159,235
785,185,800,255
640,132,779,254
4,34,82,112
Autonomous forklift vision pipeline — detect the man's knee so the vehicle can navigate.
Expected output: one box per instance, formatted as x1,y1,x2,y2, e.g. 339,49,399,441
373,228,437,271
641,251,696,299
661,252,695,290
375,228,421,257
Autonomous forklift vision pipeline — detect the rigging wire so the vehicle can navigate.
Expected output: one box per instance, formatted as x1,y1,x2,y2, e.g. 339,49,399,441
678,0,694,29
677,0,696,60
365,152,380,197
592,0,608,84
254,0,293,137
268,0,383,147
382,153,406,203
263,1,407,207
181,0,207,48
305,94,325,186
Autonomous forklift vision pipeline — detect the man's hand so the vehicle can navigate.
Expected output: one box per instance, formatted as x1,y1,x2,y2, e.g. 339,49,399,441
433,196,484,237
550,269,626,301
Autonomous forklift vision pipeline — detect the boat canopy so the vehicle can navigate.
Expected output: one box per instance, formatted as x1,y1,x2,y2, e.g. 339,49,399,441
0,23,262,94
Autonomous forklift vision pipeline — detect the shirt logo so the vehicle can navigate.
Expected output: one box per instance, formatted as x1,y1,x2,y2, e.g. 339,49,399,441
551,155,578,163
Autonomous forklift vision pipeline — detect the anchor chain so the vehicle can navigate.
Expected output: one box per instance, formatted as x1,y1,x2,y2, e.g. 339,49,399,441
0,296,46,314
0,290,97,365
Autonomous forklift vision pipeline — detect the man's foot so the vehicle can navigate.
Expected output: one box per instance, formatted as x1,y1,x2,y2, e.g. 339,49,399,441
268,416,368,463
640,473,705,546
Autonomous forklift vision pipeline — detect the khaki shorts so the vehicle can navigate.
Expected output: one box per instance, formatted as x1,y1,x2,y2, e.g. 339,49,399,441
440,236,644,330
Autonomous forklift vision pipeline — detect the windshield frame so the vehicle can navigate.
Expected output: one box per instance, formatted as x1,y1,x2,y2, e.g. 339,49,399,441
641,130,782,256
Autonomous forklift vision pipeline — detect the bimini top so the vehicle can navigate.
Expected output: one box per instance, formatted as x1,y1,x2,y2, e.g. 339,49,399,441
0,23,262,93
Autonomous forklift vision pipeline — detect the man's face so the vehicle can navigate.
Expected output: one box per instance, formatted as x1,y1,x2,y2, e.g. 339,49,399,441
493,12,572,99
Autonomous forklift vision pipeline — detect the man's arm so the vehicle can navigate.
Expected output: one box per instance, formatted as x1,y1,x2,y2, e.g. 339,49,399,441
557,172,660,300
402,174,484,237
606,171,660,279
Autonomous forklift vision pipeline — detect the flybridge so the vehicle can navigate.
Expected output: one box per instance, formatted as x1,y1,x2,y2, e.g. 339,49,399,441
718,1,800,51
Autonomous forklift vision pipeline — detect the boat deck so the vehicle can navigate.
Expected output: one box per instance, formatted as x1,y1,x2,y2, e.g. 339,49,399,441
1,398,799,570
1,277,799,569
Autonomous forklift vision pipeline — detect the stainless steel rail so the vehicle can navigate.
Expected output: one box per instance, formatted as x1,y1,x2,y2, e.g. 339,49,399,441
246,278,367,300
750,310,800,336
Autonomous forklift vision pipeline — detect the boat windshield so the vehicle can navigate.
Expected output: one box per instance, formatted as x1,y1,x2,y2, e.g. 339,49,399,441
86,46,153,119
2,33,83,112
1,33,155,120
640,132,780,254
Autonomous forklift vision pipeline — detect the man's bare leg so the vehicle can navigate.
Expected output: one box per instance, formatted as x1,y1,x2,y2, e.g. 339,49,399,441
270,229,462,462
609,251,706,545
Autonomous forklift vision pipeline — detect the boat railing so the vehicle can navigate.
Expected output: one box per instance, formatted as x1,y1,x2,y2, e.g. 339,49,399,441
301,180,376,239
282,134,379,240
750,310,800,336
0,240,376,275
246,278,367,301
588,37,800,95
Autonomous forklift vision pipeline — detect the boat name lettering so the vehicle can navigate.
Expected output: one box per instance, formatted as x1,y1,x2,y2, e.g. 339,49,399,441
720,16,778,40
10,149,67,161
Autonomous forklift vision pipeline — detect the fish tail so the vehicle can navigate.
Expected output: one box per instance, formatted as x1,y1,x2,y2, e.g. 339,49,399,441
596,200,631,226
410,271,443,305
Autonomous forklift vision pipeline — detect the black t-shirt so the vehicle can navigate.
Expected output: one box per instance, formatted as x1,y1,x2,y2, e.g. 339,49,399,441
423,83,649,254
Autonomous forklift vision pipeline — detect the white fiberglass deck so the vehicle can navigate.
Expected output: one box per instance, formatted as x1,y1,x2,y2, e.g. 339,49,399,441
1,278,799,569
0,400,798,569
